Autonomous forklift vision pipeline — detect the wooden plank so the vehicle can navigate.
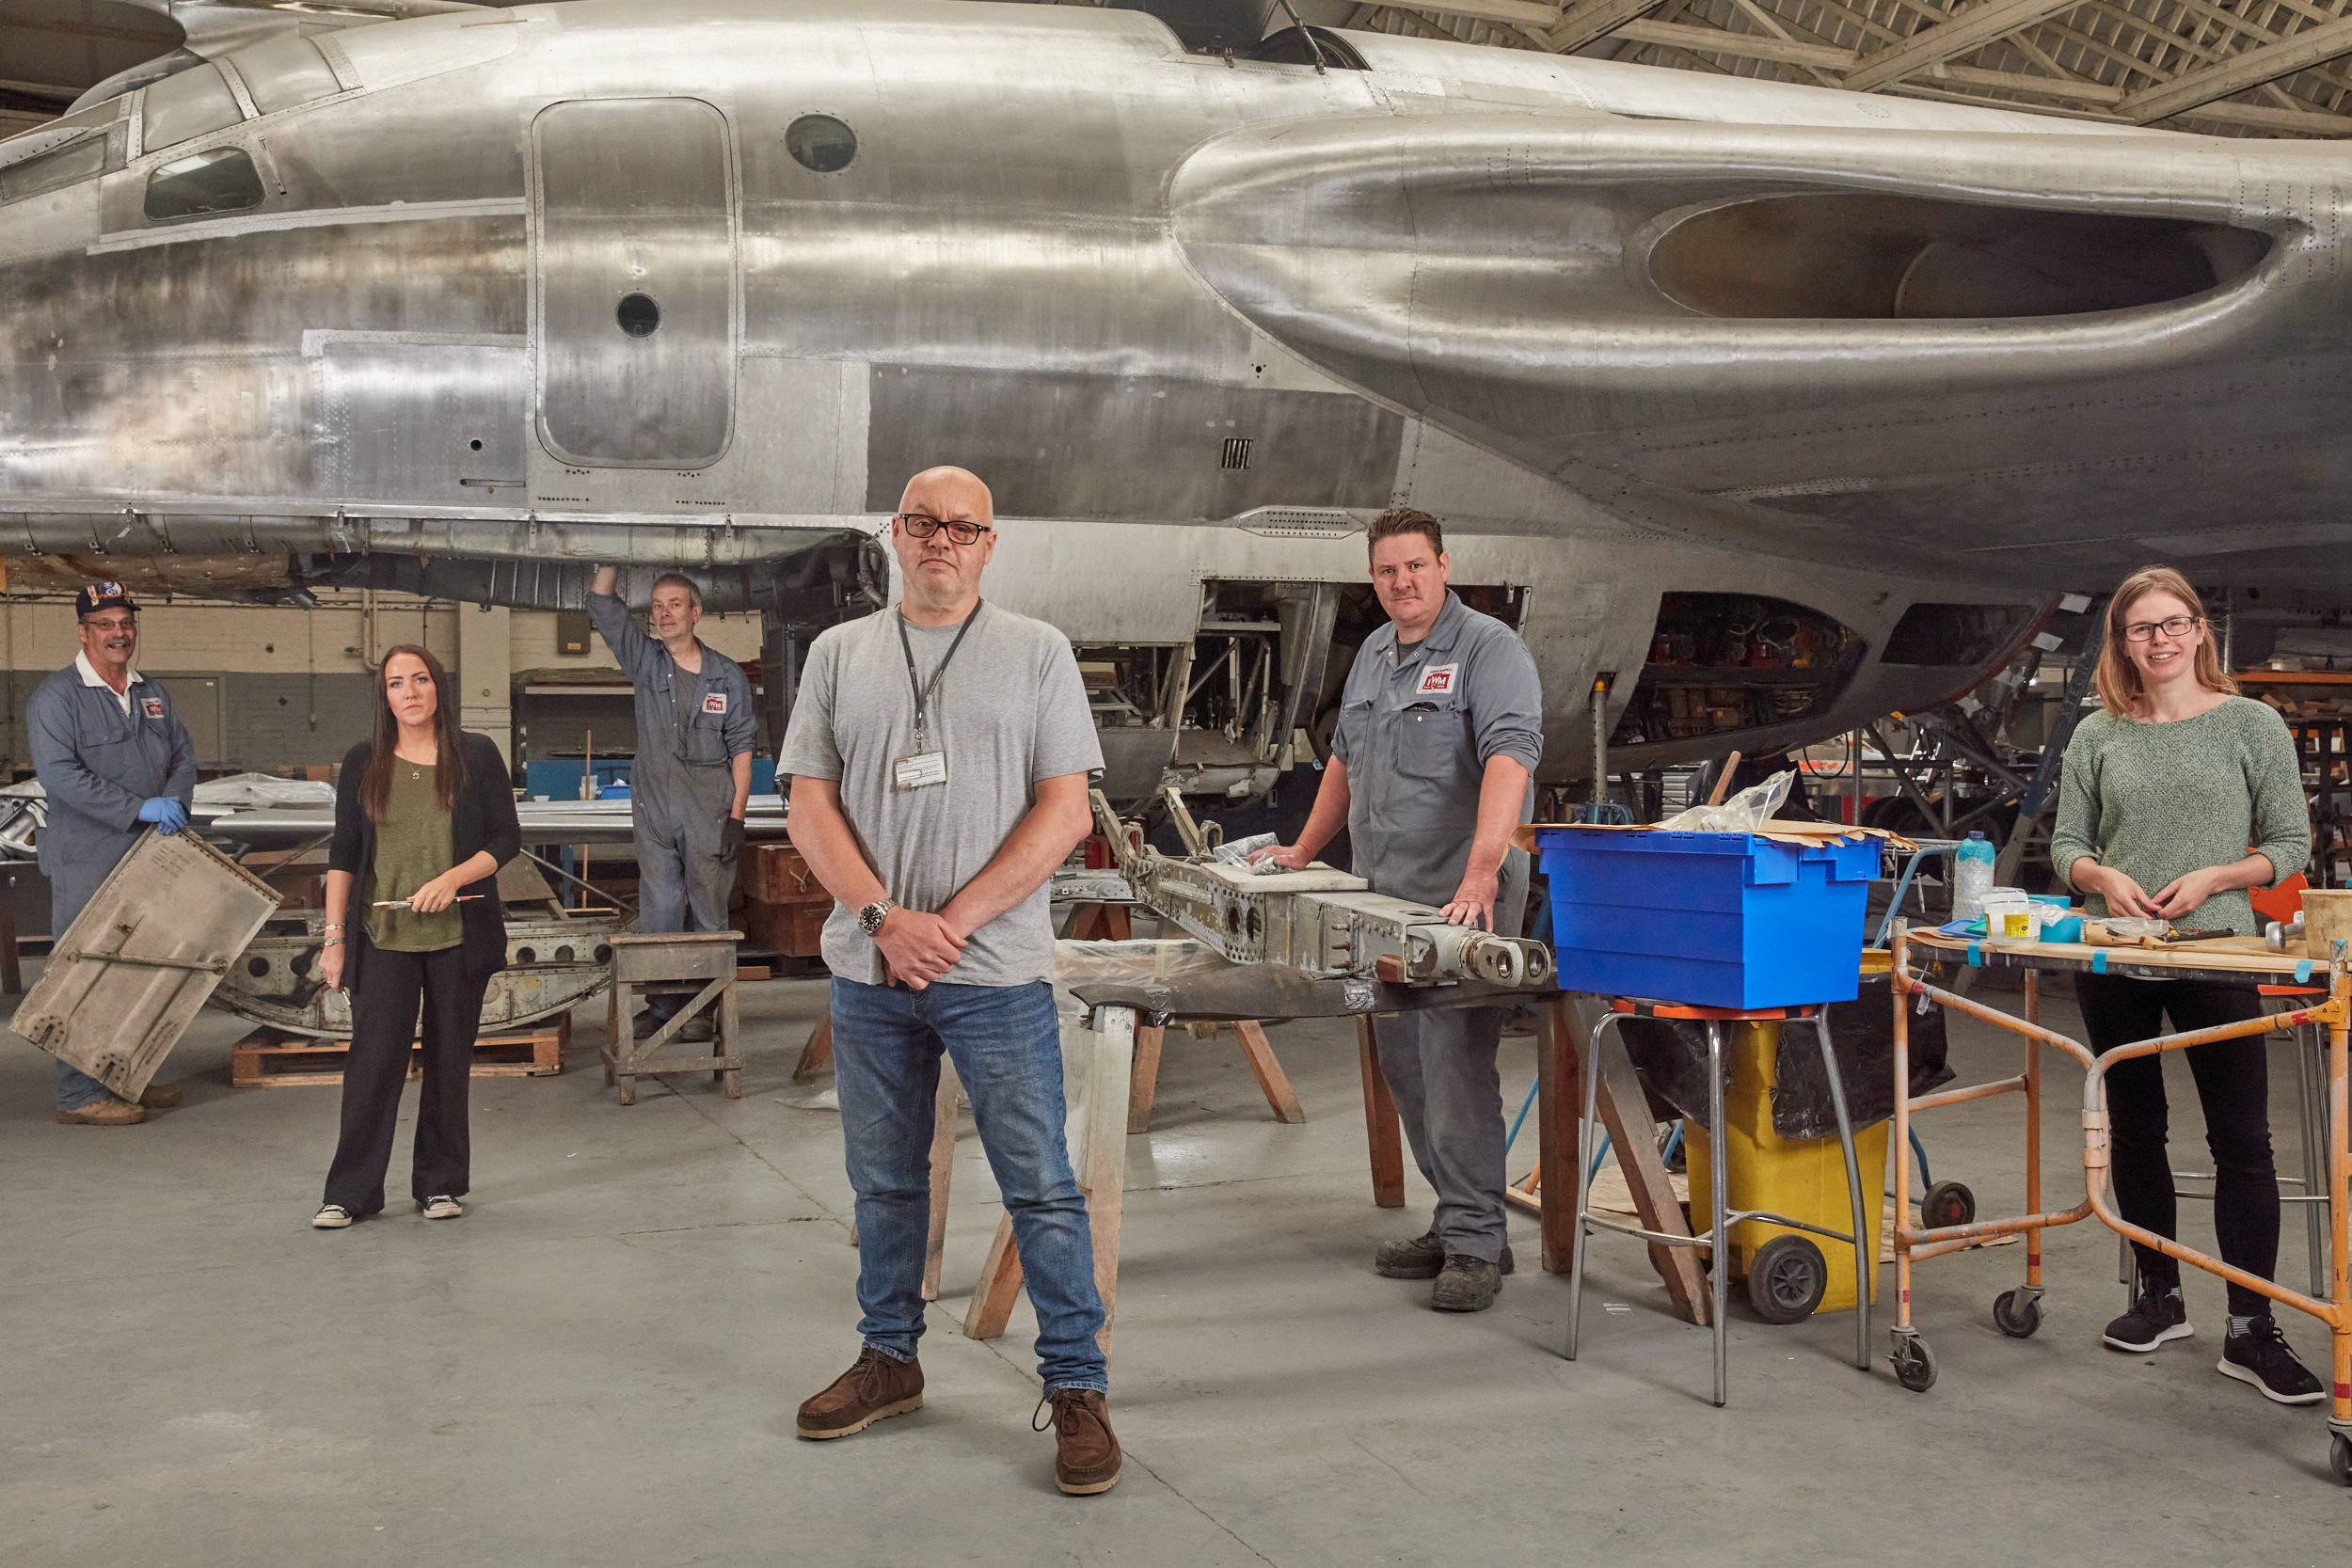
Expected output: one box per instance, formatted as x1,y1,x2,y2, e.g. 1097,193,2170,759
1126,1022,1165,1133
1230,1020,1306,1124
0,881,20,996
1534,995,1582,1275
1081,1006,1135,1357
961,1212,1024,1341
793,1015,834,1083
1358,1017,1406,1209
922,1059,961,1302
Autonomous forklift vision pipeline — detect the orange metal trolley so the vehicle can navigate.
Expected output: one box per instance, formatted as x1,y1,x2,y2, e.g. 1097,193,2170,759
1887,923,2351,1485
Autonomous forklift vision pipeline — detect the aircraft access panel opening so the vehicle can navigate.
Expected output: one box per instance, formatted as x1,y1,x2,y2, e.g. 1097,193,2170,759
1612,593,1863,747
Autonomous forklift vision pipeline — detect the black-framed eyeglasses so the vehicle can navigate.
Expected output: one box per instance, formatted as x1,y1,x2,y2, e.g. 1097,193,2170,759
2122,614,2201,643
895,514,993,546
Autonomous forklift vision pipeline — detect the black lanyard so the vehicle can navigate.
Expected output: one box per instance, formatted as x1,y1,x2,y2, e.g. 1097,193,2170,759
898,601,981,753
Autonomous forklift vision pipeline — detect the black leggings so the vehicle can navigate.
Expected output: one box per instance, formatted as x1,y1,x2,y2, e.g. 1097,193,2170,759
323,940,492,1215
2073,973,2279,1317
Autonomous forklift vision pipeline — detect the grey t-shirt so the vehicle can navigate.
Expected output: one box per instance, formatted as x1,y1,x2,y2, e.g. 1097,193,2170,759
780,601,1104,986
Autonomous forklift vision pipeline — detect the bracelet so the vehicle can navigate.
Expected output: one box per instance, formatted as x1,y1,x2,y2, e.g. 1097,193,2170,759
323,922,344,933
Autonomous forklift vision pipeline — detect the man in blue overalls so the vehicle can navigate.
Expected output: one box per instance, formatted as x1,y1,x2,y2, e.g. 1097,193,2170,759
586,566,757,1040
1257,510,1544,1311
27,582,198,1125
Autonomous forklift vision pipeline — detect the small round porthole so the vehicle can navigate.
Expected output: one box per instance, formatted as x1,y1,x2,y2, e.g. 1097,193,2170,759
786,114,856,174
616,293,660,338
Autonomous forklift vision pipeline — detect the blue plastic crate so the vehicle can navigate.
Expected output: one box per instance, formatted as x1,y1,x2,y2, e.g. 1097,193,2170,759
1537,829,1879,1008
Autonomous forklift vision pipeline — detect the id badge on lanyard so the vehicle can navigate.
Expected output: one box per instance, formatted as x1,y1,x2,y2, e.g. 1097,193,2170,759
894,602,979,790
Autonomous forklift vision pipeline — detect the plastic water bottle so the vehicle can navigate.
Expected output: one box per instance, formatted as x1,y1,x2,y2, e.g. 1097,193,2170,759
1954,831,1995,925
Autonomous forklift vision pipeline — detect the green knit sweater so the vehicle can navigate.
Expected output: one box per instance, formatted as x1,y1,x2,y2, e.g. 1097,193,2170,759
2050,695,2310,937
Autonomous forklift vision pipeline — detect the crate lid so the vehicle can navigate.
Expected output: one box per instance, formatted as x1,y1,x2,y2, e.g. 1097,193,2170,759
1515,818,1915,853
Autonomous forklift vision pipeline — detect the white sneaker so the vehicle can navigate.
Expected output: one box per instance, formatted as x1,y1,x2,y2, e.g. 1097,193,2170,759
419,1195,463,1220
311,1204,354,1229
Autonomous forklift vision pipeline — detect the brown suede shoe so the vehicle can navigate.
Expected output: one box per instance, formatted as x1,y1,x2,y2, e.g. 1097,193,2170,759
138,1082,183,1109
56,1097,146,1127
1037,1388,1121,1496
795,1348,923,1440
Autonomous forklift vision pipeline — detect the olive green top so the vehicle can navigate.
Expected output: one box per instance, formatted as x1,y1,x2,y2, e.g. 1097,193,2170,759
2050,695,2311,937
363,763,464,952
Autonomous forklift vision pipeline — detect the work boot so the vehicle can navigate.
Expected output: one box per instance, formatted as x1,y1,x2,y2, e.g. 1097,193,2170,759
632,1008,667,1040
1375,1230,1514,1280
137,1082,183,1109
675,1013,716,1044
1036,1388,1121,1496
56,1096,146,1126
1430,1254,1503,1312
796,1348,924,1440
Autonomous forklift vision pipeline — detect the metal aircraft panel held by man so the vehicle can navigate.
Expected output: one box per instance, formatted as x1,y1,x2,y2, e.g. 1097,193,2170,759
2,0,2344,793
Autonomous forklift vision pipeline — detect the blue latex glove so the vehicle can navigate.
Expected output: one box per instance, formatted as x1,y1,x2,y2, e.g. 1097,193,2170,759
137,797,188,835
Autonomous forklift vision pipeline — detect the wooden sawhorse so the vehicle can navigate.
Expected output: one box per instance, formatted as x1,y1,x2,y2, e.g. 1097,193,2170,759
601,931,746,1105
1357,993,1709,1326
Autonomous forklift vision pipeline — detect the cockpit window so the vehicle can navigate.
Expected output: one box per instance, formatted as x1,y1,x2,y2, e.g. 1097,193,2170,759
230,35,342,117
145,147,266,221
142,64,246,152
0,136,108,204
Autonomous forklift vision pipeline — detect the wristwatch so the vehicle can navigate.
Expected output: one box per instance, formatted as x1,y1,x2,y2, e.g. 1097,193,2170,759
857,899,897,938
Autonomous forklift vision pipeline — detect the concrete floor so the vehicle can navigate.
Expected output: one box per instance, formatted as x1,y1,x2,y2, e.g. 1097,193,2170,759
4,966,2346,1566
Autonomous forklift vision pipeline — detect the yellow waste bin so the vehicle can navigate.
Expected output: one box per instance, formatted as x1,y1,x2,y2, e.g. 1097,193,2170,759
1683,1018,1888,1317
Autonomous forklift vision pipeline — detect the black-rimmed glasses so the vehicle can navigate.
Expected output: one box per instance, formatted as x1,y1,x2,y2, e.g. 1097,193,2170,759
2122,615,2201,642
895,514,993,546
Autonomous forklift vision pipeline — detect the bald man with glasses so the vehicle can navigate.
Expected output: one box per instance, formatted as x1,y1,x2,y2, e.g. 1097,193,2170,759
782,467,1120,1497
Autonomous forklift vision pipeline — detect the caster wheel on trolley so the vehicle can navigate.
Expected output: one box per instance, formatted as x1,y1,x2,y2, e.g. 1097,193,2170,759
1992,1288,2042,1339
1747,1235,1828,1325
1919,1180,1976,1230
2329,1433,2351,1487
1889,1335,1939,1393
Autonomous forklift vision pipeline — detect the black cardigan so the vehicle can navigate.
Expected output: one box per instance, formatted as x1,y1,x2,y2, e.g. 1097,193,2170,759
329,733,522,980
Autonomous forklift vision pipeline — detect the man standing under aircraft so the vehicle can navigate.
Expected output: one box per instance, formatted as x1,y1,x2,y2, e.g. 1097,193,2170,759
585,567,756,1041
782,466,1120,1497
1255,509,1544,1312
26,582,197,1126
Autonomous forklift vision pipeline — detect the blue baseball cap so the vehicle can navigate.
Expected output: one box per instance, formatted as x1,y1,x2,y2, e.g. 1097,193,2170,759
75,581,138,619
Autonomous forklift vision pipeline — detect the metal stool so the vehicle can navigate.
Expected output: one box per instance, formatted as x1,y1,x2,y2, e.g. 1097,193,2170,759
1566,996,1873,1407
601,931,745,1105
2117,986,2343,1300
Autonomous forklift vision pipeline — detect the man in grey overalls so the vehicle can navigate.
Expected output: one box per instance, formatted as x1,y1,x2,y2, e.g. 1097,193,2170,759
26,582,198,1125
1257,510,1543,1311
586,567,757,1040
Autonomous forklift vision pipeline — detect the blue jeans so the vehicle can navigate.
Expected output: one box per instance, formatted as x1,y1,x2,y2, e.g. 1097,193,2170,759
56,1059,112,1110
829,975,1107,1394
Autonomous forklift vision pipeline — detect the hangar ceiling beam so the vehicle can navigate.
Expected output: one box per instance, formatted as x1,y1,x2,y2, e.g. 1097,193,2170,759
1841,0,2090,91
1537,0,1673,54
1395,0,1565,27
2115,17,2352,121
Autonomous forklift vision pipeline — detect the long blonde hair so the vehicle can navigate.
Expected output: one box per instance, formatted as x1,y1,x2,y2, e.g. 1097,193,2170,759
2094,566,2235,716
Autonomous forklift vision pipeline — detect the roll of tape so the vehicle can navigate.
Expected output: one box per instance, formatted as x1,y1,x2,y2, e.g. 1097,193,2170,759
2090,951,2108,974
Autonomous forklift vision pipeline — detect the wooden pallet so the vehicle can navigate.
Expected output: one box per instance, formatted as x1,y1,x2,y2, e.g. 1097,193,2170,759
231,1017,570,1087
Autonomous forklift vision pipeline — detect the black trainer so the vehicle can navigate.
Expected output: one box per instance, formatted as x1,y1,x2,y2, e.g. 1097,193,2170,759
2102,1277,2192,1352
2217,1316,2326,1405
1374,1230,1516,1280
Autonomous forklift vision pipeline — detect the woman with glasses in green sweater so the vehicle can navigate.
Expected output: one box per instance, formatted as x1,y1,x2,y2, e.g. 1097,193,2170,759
2051,566,2317,1403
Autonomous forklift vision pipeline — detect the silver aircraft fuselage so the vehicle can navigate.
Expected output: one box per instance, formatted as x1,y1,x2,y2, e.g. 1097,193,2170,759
3,0,2347,779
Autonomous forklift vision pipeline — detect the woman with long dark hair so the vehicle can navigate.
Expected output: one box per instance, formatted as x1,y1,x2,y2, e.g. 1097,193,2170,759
2051,566,2317,1402
311,644,520,1228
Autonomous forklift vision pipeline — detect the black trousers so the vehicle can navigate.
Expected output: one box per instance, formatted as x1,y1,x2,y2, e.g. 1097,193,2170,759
2073,973,2280,1317
323,940,492,1215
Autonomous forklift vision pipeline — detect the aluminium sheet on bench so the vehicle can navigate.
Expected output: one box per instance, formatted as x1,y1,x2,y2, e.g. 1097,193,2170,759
8,830,281,1101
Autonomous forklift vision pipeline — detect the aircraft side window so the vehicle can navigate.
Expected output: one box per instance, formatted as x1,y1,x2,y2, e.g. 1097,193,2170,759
786,114,856,174
0,135,109,204
141,64,246,152
145,147,266,222
230,35,342,117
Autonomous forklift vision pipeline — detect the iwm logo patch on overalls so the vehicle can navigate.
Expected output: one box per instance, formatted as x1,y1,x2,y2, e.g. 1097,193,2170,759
702,692,727,714
140,697,164,719
1416,664,1459,697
